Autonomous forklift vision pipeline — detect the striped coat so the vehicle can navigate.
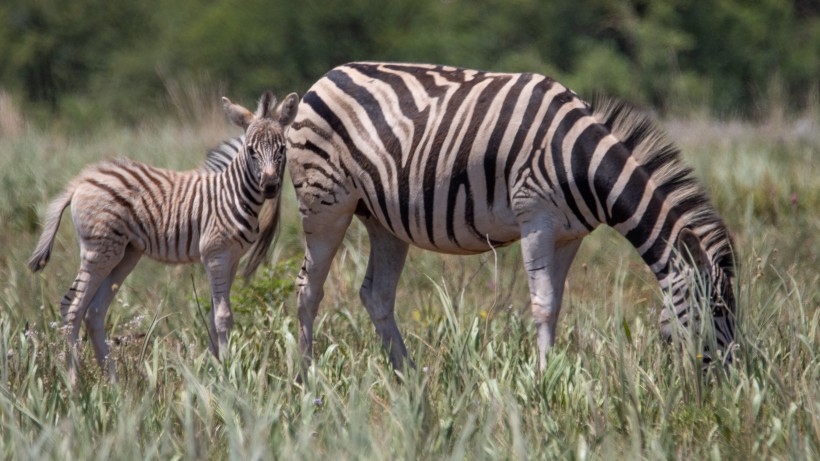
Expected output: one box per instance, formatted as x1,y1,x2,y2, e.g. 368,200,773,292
282,62,736,372
29,91,299,383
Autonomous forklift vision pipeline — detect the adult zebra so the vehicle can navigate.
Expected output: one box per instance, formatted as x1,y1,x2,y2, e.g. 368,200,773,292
280,62,736,372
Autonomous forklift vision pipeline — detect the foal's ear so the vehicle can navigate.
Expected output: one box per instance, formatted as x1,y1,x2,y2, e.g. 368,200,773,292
276,92,299,126
255,91,277,120
677,228,709,272
222,97,255,129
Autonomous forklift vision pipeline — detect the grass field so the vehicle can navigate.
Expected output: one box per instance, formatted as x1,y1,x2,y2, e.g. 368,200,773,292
0,97,818,459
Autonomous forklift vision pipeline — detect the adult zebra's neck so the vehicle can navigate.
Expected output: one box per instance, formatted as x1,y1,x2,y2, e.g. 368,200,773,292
589,100,734,284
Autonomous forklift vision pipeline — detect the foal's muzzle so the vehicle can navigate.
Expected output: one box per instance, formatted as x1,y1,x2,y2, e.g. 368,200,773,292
260,164,280,199
262,181,279,199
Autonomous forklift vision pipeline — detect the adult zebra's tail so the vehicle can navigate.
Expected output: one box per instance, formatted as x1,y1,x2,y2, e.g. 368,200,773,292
28,187,73,273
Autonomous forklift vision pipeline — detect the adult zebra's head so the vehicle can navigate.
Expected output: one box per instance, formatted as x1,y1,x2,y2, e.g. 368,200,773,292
660,228,737,365
223,91,300,199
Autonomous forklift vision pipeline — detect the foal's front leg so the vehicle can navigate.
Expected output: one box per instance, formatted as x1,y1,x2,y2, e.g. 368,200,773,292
203,251,239,359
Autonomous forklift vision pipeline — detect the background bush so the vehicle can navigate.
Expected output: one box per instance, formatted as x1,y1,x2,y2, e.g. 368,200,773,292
1,0,819,123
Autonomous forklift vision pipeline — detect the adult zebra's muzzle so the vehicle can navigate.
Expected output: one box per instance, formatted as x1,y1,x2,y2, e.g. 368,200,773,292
658,304,737,368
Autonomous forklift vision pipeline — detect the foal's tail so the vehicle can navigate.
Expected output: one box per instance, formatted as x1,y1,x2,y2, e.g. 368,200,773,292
28,187,73,272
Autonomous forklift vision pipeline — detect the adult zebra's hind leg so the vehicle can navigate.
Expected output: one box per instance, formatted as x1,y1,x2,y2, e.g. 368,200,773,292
296,213,353,373
518,215,582,372
359,217,412,371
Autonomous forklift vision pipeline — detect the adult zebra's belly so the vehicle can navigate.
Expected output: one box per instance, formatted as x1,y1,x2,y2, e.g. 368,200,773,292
367,194,523,255
408,230,521,255
359,188,594,255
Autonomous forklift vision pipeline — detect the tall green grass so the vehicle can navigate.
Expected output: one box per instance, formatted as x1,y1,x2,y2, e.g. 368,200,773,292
0,108,817,459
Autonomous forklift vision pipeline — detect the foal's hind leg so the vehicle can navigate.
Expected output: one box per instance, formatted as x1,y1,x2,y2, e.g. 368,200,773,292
61,239,127,384
83,245,142,382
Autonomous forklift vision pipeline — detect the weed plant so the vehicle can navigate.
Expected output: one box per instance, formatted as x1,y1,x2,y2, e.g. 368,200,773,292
0,107,817,459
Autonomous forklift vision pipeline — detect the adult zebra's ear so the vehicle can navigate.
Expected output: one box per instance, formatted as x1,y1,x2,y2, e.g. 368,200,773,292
677,228,709,273
222,97,255,129
276,93,300,127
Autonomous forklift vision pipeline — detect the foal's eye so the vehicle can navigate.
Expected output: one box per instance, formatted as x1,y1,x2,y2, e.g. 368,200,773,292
247,145,256,156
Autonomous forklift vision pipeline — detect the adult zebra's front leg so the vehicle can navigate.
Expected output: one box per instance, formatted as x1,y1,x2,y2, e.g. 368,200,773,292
518,214,582,372
359,216,412,371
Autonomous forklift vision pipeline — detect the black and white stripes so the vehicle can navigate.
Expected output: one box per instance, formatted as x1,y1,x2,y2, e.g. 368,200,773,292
285,62,737,371
200,134,281,280
202,136,243,173
29,91,299,382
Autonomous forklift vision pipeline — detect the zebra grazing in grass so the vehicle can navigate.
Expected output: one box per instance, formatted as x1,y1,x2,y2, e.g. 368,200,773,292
28,91,299,382
280,62,736,373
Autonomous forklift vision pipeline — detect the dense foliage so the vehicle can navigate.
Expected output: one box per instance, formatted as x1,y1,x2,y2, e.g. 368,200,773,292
1,0,819,122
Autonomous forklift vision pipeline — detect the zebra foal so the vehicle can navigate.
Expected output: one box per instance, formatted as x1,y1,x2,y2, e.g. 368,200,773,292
283,62,737,374
200,135,282,282
28,91,299,382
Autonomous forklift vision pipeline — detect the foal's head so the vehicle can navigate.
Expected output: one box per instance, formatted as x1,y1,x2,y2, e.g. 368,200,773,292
222,91,299,198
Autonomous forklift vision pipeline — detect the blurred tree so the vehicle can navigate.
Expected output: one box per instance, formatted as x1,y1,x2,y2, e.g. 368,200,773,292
675,0,817,114
0,0,153,110
158,0,430,101
1,0,818,121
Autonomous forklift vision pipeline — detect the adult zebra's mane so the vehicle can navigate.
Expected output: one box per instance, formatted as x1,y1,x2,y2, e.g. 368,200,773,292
591,98,736,276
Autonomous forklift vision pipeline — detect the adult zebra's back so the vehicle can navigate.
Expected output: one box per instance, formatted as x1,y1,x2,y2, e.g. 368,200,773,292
285,62,737,371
